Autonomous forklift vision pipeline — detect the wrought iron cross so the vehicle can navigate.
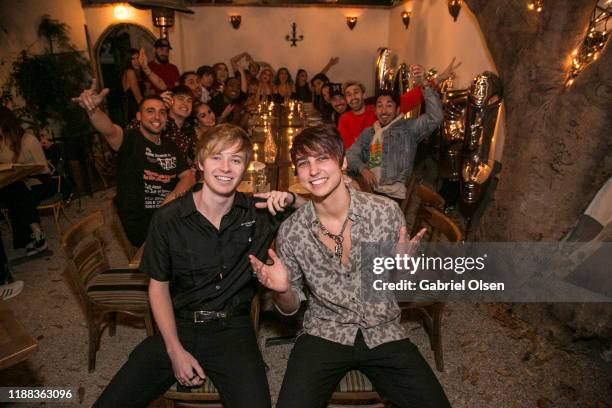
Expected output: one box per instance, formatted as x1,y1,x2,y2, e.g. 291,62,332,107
285,22,303,47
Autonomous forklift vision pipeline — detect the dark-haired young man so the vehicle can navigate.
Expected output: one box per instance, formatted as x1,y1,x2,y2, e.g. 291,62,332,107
346,84,443,204
73,80,195,246
209,76,248,126
249,125,450,408
94,124,305,408
128,85,196,163
196,65,215,103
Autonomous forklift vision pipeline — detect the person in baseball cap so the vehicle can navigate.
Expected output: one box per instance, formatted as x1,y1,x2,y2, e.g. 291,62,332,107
328,83,347,126
148,37,179,93
154,37,172,49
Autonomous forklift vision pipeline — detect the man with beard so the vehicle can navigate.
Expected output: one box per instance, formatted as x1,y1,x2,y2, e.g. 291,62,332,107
73,80,195,247
346,85,442,204
127,85,196,164
337,81,376,149
148,38,180,94
180,71,202,102
328,83,347,126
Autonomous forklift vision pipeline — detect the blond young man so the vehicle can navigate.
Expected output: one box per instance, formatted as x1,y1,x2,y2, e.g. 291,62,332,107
95,124,304,408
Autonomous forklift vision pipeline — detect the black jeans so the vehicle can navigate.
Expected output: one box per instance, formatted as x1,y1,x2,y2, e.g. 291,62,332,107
276,331,451,408
94,315,271,408
1,178,55,248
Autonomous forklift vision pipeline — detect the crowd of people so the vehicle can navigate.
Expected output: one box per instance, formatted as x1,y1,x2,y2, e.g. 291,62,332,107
2,35,461,406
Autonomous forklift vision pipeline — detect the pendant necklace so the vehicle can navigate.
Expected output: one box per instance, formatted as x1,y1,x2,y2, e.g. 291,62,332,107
320,216,350,261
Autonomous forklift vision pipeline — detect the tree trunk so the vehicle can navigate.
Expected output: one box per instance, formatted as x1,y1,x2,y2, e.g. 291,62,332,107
465,0,612,241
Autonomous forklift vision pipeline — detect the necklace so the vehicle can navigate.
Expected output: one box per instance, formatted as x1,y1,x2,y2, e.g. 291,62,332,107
320,216,350,260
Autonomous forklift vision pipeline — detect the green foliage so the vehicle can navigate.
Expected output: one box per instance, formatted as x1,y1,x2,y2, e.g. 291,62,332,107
2,15,92,140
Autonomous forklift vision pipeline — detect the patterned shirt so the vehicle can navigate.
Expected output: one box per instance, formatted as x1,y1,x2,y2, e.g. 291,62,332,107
277,188,407,348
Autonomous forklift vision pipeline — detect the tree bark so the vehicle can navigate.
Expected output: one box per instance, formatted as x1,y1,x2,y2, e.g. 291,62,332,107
466,0,612,241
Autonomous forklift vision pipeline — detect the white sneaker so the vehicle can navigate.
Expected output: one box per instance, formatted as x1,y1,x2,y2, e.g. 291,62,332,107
0,280,24,300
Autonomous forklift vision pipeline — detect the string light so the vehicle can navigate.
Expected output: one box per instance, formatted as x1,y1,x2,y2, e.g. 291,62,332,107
565,1,610,87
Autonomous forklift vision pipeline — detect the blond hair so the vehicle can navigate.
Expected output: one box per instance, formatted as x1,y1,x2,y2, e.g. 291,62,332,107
195,124,252,166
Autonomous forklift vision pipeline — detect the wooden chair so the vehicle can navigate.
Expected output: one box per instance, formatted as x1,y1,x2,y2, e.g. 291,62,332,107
36,175,72,233
400,206,462,372
109,196,138,262
399,174,419,220
162,295,261,407
410,184,445,237
61,211,153,372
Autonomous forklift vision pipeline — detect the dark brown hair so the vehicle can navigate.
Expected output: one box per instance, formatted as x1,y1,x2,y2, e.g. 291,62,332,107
290,124,344,166
0,106,25,162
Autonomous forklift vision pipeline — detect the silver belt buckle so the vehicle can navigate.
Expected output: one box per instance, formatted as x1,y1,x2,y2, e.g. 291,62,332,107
193,310,227,323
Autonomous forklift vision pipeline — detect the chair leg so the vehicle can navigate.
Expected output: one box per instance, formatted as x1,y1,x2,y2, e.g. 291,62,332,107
52,206,61,234
144,309,155,337
87,320,100,373
108,312,117,337
60,205,72,225
431,303,445,372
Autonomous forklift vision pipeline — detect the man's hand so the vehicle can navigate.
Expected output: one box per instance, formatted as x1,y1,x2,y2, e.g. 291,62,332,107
160,90,173,107
168,347,205,387
220,104,235,122
249,249,290,293
71,79,109,112
329,56,340,66
360,168,378,191
396,226,427,258
437,57,462,83
410,64,426,87
254,191,293,215
138,48,150,72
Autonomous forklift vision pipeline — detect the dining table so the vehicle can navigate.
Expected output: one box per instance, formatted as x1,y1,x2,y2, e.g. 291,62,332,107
0,164,46,189
0,307,38,370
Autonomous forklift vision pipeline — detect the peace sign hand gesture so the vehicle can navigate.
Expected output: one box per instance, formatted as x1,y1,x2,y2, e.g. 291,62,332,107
71,78,109,112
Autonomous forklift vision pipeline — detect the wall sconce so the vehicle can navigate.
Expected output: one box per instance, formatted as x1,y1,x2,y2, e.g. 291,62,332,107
230,15,242,29
447,0,462,22
346,16,358,30
527,0,543,12
114,5,130,20
401,11,411,29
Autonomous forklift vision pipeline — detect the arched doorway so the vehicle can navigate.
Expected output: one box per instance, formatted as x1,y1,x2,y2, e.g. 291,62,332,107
94,23,156,127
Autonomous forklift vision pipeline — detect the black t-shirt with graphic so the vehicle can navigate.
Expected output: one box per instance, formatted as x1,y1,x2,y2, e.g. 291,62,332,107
115,128,189,246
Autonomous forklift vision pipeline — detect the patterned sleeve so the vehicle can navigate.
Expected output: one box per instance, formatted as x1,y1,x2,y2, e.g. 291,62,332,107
275,220,305,315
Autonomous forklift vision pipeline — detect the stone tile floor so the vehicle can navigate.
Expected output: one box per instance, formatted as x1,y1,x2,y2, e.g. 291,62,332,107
1,188,610,407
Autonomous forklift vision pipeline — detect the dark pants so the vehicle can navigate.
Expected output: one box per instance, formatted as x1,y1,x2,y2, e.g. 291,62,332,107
0,230,9,284
94,315,271,408
1,177,57,248
276,331,451,408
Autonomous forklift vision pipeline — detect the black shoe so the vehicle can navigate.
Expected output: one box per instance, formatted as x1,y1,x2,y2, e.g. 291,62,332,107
26,230,47,256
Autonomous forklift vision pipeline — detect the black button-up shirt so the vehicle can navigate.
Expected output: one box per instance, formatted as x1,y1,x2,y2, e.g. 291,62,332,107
140,183,285,312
